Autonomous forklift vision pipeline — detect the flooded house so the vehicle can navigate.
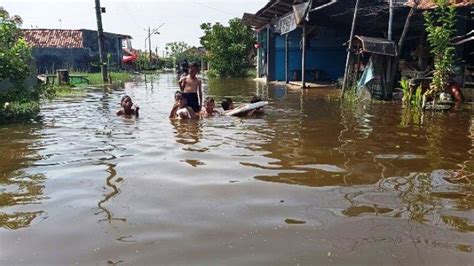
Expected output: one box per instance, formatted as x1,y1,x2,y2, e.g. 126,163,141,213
22,29,133,73
242,0,473,100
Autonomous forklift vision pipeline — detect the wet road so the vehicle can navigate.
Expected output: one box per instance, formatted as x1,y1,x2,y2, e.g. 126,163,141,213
0,73,473,265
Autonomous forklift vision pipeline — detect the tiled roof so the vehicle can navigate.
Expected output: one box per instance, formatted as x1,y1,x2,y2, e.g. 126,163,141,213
22,29,84,48
407,0,473,9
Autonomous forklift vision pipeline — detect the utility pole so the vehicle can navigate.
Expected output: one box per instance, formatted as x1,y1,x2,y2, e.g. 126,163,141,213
145,23,165,60
94,0,108,83
148,27,152,59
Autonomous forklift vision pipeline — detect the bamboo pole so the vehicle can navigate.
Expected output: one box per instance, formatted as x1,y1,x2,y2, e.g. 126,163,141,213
301,23,307,89
342,0,360,97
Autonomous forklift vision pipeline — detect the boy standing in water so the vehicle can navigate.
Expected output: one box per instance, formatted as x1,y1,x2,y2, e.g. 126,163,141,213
178,62,202,113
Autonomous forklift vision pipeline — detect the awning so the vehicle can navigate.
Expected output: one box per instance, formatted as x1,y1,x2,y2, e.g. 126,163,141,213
353,35,398,56
242,0,296,29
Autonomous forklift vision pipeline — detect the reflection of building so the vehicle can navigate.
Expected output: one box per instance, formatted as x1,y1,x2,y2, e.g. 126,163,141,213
22,29,133,73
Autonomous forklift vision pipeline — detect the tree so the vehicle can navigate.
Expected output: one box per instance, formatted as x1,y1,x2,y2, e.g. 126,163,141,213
0,7,31,84
200,18,255,77
423,0,457,94
165,41,190,61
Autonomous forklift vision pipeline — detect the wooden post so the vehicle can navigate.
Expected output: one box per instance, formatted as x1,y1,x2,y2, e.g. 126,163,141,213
94,0,108,83
301,23,307,89
256,32,260,79
388,0,394,40
342,0,360,97
57,69,69,85
266,26,271,83
387,5,417,98
285,33,289,83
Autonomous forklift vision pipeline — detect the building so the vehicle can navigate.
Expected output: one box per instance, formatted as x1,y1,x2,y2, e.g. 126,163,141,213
242,0,473,96
22,29,133,73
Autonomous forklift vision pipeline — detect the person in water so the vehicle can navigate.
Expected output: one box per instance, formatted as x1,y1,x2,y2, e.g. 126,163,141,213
221,98,235,111
250,95,265,115
116,95,139,116
221,96,265,116
200,97,220,117
178,62,202,113
169,91,196,119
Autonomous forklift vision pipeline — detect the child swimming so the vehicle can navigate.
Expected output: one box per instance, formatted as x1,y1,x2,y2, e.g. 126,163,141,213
200,97,220,117
169,91,196,119
116,95,139,116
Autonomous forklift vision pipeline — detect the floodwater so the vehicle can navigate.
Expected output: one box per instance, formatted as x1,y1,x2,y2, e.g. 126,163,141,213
0,73,473,265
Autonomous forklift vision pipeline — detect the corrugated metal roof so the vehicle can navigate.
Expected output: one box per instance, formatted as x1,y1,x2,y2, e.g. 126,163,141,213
22,29,84,48
354,36,398,56
407,0,473,9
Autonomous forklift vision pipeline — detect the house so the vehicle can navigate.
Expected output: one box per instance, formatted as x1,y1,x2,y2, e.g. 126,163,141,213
22,29,133,73
242,0,473,95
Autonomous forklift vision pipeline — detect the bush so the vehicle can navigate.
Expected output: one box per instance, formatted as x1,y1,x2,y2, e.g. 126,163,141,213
424,0,457,93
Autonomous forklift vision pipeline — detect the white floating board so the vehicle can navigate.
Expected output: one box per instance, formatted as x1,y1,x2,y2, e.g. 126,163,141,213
224,101,268,116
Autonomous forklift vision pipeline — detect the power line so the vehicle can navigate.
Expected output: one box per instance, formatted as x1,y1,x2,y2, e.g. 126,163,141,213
191,1,234,16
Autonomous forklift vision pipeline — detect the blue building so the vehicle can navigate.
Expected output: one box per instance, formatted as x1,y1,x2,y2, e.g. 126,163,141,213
243,0,473,93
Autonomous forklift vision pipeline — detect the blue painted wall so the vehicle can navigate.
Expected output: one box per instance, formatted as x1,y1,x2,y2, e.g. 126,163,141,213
273,27,348,82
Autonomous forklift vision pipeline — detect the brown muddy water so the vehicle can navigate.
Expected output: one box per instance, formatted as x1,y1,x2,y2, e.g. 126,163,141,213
0,73,473,265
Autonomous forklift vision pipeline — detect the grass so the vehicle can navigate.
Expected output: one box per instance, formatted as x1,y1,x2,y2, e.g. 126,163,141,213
48,85,87,97
80,72,134,85
0,101,40,123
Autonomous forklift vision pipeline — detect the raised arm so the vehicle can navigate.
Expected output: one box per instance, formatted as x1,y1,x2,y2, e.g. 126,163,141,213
169,103,179,119
198,80,203,109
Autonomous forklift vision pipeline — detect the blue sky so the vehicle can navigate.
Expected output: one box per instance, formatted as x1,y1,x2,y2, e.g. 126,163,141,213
2,0,267,53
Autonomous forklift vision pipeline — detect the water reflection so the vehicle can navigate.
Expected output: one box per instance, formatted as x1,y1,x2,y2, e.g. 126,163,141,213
0,125,47,230
96,163,126,223
171,119,202,146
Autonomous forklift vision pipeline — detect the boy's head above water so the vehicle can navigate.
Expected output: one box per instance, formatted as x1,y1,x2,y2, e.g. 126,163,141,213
121,95,133,110
221,98,234,111
250,96,262,104
204,97,215,112
175,91,187,108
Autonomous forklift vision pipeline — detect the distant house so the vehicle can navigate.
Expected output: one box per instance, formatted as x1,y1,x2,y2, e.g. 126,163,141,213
22,29,133,73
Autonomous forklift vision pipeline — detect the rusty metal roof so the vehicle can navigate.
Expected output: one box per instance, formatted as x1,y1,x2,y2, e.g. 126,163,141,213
22,29,84,48
354,36,398,56
407,0,473,9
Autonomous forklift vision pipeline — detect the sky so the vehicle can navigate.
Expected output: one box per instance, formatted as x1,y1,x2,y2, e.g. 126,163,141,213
2,0,267,54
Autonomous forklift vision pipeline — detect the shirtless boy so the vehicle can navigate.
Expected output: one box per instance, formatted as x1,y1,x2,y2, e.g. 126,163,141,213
178,62,202,112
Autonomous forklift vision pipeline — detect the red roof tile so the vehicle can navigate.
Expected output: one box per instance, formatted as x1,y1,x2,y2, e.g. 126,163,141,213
22,29,84,48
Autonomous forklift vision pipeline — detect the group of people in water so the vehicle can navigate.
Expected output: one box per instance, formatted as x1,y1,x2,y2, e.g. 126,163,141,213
116,61,264,119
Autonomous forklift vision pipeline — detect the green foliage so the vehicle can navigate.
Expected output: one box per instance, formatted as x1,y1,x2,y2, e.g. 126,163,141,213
200,18,255,77
413,85,423,107
423,0,457,93
0,101,40,122
400,78,423,108
0,7,39,122
164,42,203,66
400,78,412,103
0,7,32,83
81,72,133,85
